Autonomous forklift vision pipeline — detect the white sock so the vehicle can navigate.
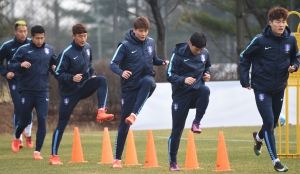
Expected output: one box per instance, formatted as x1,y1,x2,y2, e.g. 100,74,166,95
256,133,263,142
25,122,32,137
34,151,40,154
98,108,105,110
272,158,280,166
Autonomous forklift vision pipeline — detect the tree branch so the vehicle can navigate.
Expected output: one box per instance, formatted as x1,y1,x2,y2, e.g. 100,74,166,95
162,0,180,20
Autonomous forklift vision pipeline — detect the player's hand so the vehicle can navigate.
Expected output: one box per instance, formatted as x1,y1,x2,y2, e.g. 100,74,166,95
163,60,169,66
185,77,196,85
288,65,295,73
52,65,56,71
202,73,210,82
21,61,31,68
73,74,82,82
122,70,132,79
6,72,14,79
246,86,252,90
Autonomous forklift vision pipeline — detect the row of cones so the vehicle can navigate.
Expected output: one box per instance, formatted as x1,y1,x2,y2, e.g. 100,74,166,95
70,127,232,171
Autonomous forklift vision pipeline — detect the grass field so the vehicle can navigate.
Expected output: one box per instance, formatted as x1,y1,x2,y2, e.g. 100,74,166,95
1,126,300,173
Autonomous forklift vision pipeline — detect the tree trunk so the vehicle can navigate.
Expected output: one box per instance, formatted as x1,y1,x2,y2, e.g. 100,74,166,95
236,0,244,80
145,0,165,60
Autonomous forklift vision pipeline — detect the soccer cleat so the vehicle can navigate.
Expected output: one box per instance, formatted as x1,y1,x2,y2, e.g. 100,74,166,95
253,131,263,156
19,140,24,148
96,109,114,123
274,161,288,172
12,139,20,153
169,162,180,171
191,120,201,134
33,151,43,160
49,155,63,165
23,132,33,148
125,114,136,125
112,159,122,168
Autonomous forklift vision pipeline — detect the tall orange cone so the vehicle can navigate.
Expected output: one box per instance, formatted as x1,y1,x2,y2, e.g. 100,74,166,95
69,127,87,163
99,127,114,164
142,130,160,168
125,129,139,165
213,131,232,172
184,130,201,170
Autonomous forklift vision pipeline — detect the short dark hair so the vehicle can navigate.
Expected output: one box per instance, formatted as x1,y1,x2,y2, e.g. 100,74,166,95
31,25,45,36
15,20,26,30
190,32,206,48
133,16,150,29
72,23,87,35
268,7,289,21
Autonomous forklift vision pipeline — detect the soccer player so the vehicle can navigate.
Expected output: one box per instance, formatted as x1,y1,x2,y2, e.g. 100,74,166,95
8,25,57,160
49,23,114,165
0,20,34,149
240,7,300,172
110,16,169,168
166,32,211,171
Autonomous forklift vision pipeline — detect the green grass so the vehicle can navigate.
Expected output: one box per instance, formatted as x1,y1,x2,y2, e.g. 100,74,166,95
1,126,300,173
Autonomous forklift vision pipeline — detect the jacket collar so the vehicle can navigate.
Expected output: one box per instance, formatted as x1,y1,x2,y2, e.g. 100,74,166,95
30,40,45,48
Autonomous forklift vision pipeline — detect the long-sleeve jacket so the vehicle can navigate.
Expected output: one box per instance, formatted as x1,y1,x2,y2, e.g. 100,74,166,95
8,41,56,92
167,43,211,99
240,25,300,93
0,37,31,81
55,41,96,97
110,28,165,92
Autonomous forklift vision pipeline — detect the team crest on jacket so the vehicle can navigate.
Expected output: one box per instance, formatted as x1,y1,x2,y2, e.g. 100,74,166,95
12,85,16,90
44,48,49,54
285,44,290,53
64,98,69,105
21,97,25,104
86,49,90,56
147,46,153,55
259,94,264,101
201,55,205,62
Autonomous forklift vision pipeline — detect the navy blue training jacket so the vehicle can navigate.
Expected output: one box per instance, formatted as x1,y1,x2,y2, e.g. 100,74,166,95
0,37,31,81
8,41,57,92
55,41,96,97
167,43,211,99
110,28,165,92
240,25,300,93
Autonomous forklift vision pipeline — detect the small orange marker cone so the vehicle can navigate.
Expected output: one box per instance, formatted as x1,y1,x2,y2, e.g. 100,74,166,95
184,130,201,170
69,127,87,163
142,130,160,168
99,127,114,164
125,129,139,165
213,131,232,172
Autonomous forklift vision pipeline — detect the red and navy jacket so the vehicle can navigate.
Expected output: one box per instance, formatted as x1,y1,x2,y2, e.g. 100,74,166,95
55,41,96,97
8,41,57,92
110,28,164,92
0,37,31,81
167,43,211,99
240,25,300,93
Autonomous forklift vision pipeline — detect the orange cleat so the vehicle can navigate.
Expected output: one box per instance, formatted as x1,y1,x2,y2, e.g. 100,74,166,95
96,109,114,122
12,139,20,153
33,151,43,160
22,132,33,148
125,114,136,125
49,155,63,165
112,159,122,168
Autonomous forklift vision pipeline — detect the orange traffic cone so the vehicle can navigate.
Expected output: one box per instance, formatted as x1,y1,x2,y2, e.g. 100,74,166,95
142,130,160,168
213,131,232,172
125,129,139,165
99,127,114,164
69,127,87,163
184,130,201,170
